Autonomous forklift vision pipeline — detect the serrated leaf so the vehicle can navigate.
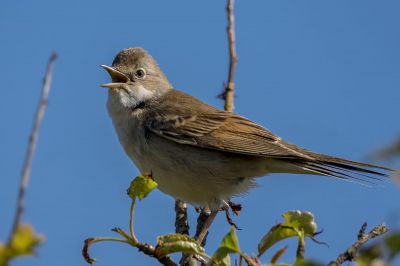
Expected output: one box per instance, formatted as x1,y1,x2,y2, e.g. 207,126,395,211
127,174,157,200
258,210,317,257
0,224,44,266
209,227,240,265
156,233,206,258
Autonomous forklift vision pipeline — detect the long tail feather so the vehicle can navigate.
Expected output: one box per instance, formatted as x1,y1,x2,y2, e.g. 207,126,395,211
285,153,393,185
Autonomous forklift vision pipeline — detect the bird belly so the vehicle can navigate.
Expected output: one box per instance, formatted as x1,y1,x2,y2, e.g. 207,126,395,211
108,110,302,209
139,134,271,209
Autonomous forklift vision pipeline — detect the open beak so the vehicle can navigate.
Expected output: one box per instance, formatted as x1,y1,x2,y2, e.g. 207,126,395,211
100,65,130,89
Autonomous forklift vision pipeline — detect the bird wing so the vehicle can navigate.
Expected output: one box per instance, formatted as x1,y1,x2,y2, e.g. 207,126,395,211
145,90,312,159
145,90,391,185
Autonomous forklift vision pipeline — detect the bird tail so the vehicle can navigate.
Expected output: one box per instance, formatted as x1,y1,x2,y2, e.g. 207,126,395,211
288,152,393,186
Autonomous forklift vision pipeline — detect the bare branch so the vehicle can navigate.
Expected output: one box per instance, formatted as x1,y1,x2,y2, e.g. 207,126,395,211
175,200,196,266
218,0,238,112
175,200,190,235
83,228,178,266
195,210,211,247
195,210,218,246
328,223,389,266
136,242,177,266
8,52,58,244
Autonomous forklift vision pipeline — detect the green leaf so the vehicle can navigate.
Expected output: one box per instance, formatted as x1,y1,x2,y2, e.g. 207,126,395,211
127,174,158,200
0,244,8,266
209,227,241,265
270,245,288,264
208,254,230,266
384,232,400,259
282,211,316,236
158,233,196,244
0,224,44,266
357,244,382,266
258,210,317,257
217,227,241,254
156,234,206,258
294,260,324,266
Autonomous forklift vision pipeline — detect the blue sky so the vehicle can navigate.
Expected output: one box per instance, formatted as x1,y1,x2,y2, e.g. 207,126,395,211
1,0,400,265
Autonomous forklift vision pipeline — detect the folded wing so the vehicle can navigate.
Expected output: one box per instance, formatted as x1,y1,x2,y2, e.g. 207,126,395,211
145,90,392,185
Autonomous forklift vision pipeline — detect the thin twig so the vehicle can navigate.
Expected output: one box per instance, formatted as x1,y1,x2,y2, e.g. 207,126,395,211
328,223,389,266
296,236,305,260
218,0,238,112
196,210,218,246
83,228,177,266
8,52,58,244
137,242,177,266
195,209,211,247
129,199,139,244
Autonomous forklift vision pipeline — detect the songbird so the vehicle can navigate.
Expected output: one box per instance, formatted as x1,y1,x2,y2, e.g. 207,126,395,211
101,47,391,210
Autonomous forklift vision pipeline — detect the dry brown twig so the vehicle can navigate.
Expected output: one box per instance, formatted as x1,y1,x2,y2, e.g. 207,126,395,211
175,200,190,235
7,52,58,244
222,0,238,113
328,222,389,266
82,233,177,266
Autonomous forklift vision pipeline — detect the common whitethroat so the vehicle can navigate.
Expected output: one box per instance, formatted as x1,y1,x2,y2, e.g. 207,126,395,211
101,47,391,210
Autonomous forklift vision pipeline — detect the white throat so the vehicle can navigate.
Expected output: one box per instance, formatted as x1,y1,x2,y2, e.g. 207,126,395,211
107,84,155,114
129,84,155,104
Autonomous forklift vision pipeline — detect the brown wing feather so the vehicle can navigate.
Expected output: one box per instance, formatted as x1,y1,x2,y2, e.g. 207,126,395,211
146,90,307,159
145,90,392,184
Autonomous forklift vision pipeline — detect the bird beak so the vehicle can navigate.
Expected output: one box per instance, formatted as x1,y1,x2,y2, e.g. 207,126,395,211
100,65,130,89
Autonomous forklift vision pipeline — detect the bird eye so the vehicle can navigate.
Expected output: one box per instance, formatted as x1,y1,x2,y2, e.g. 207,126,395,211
134,68,146,79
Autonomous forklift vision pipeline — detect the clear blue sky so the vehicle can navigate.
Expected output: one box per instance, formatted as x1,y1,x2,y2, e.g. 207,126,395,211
1,0,400,265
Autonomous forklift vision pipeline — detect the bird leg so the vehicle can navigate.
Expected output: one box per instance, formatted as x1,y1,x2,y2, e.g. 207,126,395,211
222,200,241,230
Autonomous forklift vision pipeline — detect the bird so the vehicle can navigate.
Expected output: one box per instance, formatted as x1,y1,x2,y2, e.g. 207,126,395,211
101,47,392,211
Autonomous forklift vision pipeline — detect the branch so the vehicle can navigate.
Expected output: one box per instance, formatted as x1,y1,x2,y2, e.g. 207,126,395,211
218,0,238,112
195,210,211,247
195,210,218,246
175,200,196,266
175,200,190,235
83,234,177,266
328,223,389,266
136,242,177,266
8,52,58,244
